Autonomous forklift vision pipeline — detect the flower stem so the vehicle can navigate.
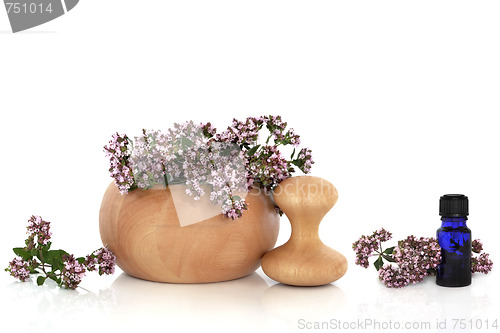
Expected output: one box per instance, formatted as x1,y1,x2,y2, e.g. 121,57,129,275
39,250,47,275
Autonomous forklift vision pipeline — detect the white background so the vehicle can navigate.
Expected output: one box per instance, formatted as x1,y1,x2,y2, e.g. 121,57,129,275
1,1,499,332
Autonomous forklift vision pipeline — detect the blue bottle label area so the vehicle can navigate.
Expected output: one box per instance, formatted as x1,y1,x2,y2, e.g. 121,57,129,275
437,227,471,287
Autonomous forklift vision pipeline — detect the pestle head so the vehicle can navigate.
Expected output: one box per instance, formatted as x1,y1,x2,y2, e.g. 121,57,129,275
273,176,338,217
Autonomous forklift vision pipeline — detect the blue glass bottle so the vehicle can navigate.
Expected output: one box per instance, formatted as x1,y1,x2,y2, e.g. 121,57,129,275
436,194,471,287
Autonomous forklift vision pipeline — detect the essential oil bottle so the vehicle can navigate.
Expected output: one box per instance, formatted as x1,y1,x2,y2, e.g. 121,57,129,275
436,194,471,287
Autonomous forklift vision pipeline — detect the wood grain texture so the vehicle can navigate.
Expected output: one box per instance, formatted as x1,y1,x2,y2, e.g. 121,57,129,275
99,182,280,283
261,176,348,286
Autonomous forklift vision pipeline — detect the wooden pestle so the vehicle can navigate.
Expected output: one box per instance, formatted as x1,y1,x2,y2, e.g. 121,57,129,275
261,176,348,286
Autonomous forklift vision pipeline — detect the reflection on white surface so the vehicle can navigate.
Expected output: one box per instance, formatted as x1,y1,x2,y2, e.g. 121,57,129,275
2,272,283,332
361,276,493,319
3,279,116,331
1,269,497,333
108,272,274,330
351,272,497,333
108,273,349,331
262,283,347,327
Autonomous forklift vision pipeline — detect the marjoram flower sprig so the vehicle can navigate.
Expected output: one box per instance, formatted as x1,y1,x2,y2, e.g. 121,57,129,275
6,215,116,290
104,116,314,219
352,228,493,288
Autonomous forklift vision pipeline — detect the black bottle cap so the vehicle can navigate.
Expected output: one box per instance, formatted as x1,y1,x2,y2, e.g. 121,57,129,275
439,194,468,217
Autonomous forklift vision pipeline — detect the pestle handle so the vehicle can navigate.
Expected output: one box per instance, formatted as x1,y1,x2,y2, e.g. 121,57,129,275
273,176,338,232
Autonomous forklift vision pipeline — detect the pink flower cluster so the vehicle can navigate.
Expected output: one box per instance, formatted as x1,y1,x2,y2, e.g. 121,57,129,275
207,115,313,190
130,123,250,219
62,254,86,290
352,228,392,268
295,148,314,174
472,239,483,253
214,117,264,145
5,257,31,282
377,265,410,288
379,236,441,288
62,247,116,289
26,215,51,247
471,239,493,274
84,254,98,271
84,246,116,275
131,125,200,190
206,143,249,219
248,145,291,189
264,115,301,146
472,253,493,274
104,116,314,219
95,246,116,275
221,195,248,220
104,133,135,194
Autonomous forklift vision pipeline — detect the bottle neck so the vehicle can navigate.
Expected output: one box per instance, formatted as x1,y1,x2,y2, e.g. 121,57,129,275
440,216,468,227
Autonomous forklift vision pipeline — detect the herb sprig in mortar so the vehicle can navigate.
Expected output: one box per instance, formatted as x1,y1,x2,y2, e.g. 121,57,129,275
104,116,314,219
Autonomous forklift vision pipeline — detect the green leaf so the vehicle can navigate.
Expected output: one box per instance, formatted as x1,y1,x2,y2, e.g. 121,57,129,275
53,249,69,257
76,257,85,264
41,242,52,251
13,247,32,261
37,276,46,286
246,145,260,157
44,250,69,271
382,254,396,263
43,250,53,264
52,260,66,272
373,256,384,271
128,183,138,192
383,246,395,255
41,249,50,262
290,148,296,160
